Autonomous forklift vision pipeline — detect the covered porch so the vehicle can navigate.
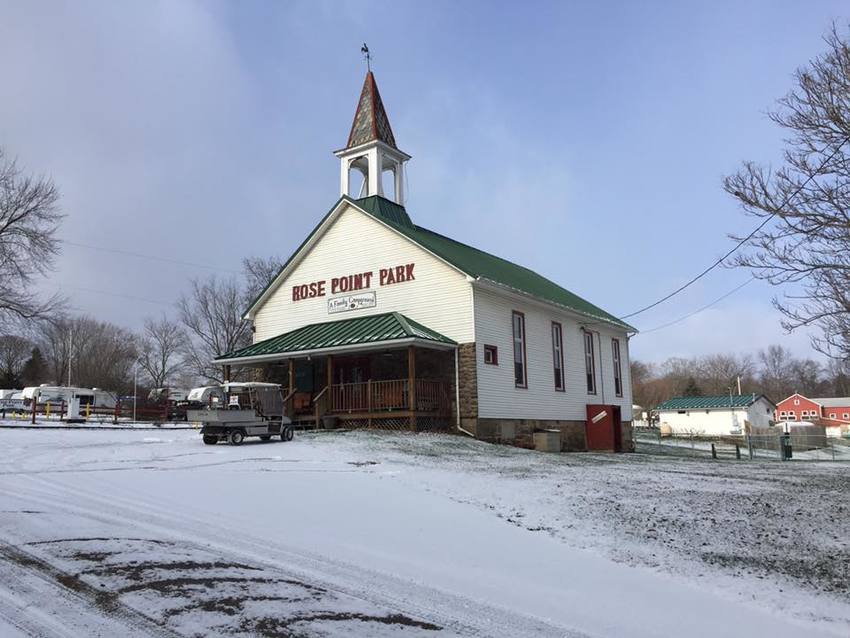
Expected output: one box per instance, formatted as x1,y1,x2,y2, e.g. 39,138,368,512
216,312,458,431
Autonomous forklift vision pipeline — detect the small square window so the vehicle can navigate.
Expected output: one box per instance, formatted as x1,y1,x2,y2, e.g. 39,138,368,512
844,413,849,420
830,413,836,419
483,344,498,365
794,399,800,406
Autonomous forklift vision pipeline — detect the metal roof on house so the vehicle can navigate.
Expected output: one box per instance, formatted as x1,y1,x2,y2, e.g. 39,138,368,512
354,196,634,331
244,195,635,332
657,394,773,411
216,312,455,363
812,397,850,407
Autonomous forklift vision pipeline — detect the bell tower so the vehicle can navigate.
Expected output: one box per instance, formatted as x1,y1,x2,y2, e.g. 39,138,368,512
335,71,410,204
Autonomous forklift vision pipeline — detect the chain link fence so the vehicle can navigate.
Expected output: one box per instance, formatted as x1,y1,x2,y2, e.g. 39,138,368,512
634,427,850,461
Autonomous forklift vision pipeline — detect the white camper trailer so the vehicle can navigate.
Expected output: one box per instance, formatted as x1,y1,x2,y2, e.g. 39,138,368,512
21,385,116,408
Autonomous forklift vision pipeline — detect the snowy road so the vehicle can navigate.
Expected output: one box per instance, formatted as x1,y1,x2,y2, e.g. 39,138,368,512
0,428,848,637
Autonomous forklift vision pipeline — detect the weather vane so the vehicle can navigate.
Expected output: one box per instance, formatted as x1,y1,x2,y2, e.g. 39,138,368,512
361,43,371,72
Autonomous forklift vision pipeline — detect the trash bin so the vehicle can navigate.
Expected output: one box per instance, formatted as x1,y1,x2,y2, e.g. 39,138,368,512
321,415,339,430
781,433,793,460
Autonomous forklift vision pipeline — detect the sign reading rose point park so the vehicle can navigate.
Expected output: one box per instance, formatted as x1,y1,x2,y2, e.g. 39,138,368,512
291,262,415,302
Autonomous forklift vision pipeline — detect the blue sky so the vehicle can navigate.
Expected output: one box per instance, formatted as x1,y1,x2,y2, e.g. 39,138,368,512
1,0,847,362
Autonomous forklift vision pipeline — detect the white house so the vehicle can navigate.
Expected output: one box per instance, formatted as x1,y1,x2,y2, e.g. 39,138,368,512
656,394,776,437
216,71,635,452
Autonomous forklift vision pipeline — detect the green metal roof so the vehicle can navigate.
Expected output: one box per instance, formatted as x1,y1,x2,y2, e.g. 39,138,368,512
245,195,634,331
656,394,771,411
355,195,414,229
355,196,634,331
217,311,455,362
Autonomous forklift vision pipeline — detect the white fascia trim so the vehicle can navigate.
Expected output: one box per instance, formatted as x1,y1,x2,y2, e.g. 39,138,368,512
344,201,472,281
244,199,350,320
246,198,472,321
333,140,412,161
472,278,634,334
214,337,457,366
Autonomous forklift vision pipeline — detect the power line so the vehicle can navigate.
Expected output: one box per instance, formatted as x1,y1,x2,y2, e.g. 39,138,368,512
619,135,850,320
59,285,174,307
638,277,754,334
62,240,239,275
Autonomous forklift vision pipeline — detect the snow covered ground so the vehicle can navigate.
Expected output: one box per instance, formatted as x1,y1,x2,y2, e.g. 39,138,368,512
1,428,848,637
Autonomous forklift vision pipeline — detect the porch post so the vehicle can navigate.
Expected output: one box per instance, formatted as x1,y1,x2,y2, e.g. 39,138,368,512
288,359,294,394
223,364,231,383
326,355,334,412
408,345,417,431
286,359,295,419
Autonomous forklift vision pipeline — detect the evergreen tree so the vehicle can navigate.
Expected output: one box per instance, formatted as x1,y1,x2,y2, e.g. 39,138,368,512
20,347,46,387
682,376,702,397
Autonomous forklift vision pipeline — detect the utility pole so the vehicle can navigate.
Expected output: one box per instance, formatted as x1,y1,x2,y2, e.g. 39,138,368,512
133,362,138,423
67,330,73,387
737,375,742,395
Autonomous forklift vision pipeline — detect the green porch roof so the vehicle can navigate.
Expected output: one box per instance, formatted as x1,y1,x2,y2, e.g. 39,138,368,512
217,312,455,362
245,195,634,331
657,394,771,411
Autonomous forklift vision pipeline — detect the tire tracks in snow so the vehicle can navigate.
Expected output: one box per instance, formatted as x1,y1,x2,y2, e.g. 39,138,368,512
16,474,587,638
0,541,180,638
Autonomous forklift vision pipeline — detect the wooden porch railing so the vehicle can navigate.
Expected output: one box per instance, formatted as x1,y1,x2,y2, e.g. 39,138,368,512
330,379,450,415
414,379,451,414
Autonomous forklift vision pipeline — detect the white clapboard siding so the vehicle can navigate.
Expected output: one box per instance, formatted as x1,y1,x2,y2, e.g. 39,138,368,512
253,204,475,343
473,285,633,421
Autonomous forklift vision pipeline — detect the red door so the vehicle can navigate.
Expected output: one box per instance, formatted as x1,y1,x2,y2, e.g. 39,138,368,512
586,404,619,451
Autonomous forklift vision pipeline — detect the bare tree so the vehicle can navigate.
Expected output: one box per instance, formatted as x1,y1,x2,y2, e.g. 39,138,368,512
243,255,284,301
0,335,33,387
177,277,251,383
789,358,823,396
758,345,795,399
37,316,137,391
698,353,755,395
138,315,185,387
724,26,850,360
0,149,65,327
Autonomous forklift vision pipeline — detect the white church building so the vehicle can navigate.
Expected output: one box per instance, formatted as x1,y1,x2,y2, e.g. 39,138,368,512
217,71,635,452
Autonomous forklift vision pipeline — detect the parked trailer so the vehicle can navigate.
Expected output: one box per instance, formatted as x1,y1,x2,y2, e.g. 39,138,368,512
21,385,117,408
188,383,293,446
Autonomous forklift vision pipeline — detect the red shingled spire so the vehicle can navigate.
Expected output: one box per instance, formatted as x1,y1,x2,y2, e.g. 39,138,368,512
346,71,397,150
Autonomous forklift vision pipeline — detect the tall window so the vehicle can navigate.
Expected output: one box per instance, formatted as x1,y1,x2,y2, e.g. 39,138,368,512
583,330,596,394
612,338,623,397
552,322,565,391
512,311,527,388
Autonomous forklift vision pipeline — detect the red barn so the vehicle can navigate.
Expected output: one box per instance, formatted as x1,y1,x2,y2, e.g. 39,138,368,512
775,393,850,423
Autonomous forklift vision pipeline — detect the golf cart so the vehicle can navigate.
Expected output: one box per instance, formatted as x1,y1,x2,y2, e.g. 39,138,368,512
188,382,294,446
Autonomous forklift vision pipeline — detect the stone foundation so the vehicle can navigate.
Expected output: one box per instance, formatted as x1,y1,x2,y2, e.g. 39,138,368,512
456,343,478,421
462,417,634,452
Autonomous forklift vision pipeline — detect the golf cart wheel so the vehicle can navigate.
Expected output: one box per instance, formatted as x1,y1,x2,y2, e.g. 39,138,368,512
202,434,218,445
229,429,245,446
260,435,271,442
281,426,294,442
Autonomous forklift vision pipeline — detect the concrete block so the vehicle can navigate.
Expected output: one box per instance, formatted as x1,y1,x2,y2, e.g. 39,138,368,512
533,430,561,453
500,421,517,440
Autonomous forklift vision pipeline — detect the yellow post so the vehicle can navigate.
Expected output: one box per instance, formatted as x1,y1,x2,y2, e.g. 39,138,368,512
45,402,51,418
85,402,91,418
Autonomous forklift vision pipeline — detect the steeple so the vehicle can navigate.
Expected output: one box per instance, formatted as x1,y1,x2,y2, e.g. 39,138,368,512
335,71,410,205
346,71,397,150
